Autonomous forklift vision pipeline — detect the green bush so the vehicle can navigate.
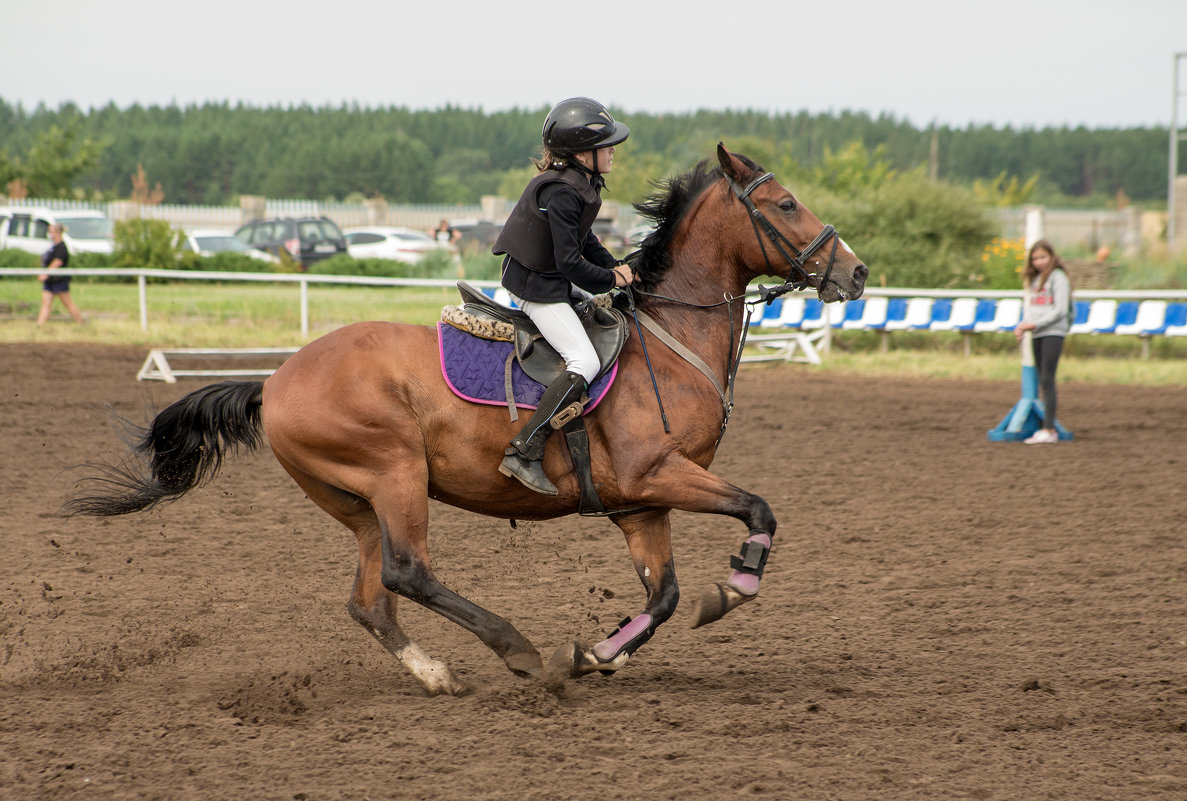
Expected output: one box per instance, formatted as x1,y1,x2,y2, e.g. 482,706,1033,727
70,251,114,269
307,250,489,281
113,219,186,271
185,251,281,273
308,255,400,278
0,248,41,269
813,169,995,289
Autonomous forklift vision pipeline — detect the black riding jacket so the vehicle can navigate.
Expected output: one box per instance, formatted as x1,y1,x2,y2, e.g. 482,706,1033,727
494,165,617,304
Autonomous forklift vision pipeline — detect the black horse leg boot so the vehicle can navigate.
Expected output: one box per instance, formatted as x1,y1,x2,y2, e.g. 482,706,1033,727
499,371,588,495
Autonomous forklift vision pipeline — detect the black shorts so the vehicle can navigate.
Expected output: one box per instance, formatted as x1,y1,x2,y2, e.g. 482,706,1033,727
43,278,70,294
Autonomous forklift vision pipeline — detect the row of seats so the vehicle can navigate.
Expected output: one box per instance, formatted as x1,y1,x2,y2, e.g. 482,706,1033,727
478,286,1187,340
749,296,1187,338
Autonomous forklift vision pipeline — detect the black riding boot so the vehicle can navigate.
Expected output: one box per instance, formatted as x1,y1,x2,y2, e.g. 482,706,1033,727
499,371,588,496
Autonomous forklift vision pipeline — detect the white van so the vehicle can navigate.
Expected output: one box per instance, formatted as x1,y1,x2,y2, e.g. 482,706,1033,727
0,207,115,255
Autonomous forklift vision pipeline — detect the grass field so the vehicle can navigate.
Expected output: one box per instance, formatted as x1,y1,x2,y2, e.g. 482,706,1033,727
3,278,1185,386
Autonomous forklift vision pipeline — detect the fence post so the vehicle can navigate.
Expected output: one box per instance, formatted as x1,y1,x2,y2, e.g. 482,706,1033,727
364,197,388,226
138,274,148,331
110,200,142,222
300,279,309,338
240,196,266,226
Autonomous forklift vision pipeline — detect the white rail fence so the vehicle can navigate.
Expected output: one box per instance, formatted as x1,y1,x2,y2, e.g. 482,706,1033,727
4,268,1186,362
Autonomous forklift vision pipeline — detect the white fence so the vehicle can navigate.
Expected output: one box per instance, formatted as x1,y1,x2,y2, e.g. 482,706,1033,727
4,268,1185,360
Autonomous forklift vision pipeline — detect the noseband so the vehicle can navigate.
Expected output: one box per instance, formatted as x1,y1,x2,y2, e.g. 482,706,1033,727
725,172,840,302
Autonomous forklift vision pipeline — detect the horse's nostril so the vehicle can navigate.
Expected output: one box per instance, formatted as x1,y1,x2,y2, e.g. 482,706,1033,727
853,264,869,284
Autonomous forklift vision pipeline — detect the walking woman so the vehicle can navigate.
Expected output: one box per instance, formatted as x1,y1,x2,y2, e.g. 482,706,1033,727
492,97,636,494
37,223,83,325
1014,239,1071,444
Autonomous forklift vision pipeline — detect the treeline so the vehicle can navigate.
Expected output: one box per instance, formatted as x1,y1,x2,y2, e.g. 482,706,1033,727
0,98,1170,207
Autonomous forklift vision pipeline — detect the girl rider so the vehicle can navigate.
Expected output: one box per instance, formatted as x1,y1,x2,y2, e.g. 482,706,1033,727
492,97,637,495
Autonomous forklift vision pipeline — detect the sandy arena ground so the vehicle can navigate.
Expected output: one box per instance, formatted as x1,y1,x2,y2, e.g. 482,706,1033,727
2,342,1185,800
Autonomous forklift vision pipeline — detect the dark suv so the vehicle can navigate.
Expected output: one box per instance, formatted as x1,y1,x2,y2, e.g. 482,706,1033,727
234,216,348,266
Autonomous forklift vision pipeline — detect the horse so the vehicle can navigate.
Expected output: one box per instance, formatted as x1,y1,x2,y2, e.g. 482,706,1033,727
66,144,868,696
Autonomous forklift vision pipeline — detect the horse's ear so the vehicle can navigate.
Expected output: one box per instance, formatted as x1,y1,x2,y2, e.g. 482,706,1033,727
716,142,753,184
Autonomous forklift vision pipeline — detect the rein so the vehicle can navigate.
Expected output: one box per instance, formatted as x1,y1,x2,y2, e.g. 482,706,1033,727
620,171,844,445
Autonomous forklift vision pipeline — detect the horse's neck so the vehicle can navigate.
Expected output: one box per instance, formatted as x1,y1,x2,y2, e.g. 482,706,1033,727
640,268,747,379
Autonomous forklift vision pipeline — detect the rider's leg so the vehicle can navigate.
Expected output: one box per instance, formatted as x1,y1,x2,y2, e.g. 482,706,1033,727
499,297,600,495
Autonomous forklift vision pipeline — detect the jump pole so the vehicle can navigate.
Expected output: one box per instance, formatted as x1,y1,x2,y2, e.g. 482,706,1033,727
987,206,1073,442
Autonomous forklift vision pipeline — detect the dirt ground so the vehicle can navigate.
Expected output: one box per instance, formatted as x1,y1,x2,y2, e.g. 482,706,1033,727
2,342,1185,801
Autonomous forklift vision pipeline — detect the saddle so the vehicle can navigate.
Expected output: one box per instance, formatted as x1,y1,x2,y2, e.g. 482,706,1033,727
453,281,632,517
456,281,628,387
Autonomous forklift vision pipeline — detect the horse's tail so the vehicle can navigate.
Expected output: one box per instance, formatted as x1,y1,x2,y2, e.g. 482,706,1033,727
64,380,265,517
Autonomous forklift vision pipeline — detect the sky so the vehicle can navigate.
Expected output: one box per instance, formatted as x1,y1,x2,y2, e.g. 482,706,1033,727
7,0,1186,130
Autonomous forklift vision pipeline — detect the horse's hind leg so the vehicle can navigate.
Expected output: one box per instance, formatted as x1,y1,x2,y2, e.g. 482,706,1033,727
348,525,471,696
280,464,470,695
369,486,545,681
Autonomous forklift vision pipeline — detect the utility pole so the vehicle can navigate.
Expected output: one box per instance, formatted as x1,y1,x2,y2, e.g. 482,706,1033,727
1170,52,1187,253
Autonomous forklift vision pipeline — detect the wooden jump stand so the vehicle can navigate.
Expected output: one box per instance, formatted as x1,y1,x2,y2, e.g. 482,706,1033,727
136,347,300,383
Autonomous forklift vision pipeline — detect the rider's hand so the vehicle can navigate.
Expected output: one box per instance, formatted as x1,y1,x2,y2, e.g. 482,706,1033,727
612,264,636,288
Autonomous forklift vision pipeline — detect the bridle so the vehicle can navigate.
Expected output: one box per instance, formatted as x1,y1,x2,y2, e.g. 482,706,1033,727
724,171,842,303
621,169,851,445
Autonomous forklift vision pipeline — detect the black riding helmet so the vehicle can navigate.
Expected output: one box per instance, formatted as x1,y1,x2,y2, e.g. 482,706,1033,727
542,97,630,156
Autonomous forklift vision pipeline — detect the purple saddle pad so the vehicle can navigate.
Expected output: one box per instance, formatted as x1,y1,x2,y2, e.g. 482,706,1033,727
437,322,617,412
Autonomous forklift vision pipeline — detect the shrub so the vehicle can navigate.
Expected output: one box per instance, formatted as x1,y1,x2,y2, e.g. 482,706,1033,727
113,219,185,271
813,169,995,289
0,248,40,269
186,252,281,273
308,255,401,278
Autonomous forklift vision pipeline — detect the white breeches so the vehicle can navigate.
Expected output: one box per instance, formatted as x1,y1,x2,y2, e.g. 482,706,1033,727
510,294,600,384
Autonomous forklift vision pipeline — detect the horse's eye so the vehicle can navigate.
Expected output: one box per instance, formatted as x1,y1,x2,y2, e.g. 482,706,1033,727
779,199,796,213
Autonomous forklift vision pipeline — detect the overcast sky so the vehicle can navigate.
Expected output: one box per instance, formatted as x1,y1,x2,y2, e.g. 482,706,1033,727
7,0,1185,130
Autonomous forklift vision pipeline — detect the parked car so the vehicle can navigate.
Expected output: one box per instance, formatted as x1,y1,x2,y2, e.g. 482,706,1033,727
0,207,115,254
181,229,279,262
450,219,503,253
343,226,454,264
592,218,628,251
233,216,347,266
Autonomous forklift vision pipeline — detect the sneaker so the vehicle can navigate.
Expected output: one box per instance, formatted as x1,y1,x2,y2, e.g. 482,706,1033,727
1024,429,1058,444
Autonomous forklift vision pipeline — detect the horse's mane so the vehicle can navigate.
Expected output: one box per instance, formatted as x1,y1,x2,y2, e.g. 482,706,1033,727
628,152,764,292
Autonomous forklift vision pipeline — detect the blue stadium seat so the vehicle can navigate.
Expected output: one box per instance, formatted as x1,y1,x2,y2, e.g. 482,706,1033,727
926,298,954,329
775,296,808,328
934,298,981,332
974,297,1022,333
845,296,888,330
750,298,783,326
1071,299,1117,334
965,299,998,332
877,298,909,330
1097,300,1138,334
799,299,825,329
1163,303,1187,337
834,299,865,328
1114,300,1168,336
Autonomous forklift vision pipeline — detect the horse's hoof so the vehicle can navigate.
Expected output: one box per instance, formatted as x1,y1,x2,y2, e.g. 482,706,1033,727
545,641,585,683
689,582,756,629
504,649,544,679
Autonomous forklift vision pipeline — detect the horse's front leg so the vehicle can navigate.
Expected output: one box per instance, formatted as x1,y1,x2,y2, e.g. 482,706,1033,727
548,508,679,679
629,457,777,630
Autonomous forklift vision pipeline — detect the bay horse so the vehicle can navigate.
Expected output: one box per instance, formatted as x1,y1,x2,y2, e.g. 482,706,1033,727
67,144,867,695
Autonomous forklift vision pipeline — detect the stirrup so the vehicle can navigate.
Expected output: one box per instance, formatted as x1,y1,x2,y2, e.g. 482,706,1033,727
498,450,559,496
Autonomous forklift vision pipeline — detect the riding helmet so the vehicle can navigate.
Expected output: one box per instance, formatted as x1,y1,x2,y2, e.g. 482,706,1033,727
542,97,630,155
